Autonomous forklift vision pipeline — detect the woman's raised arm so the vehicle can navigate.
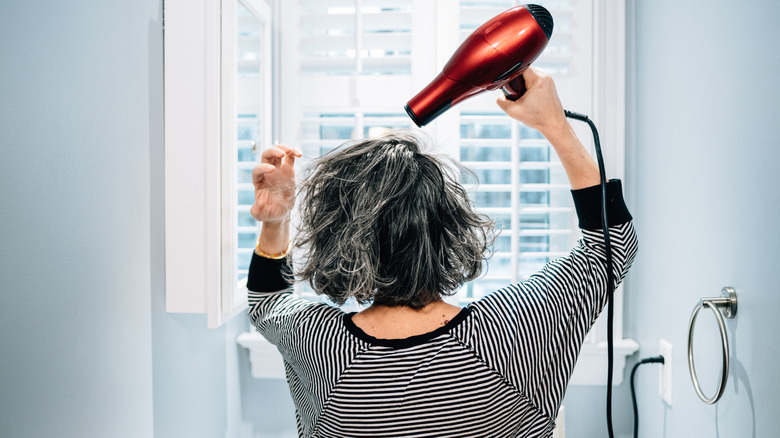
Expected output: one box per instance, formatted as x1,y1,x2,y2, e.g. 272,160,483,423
496,67,600,190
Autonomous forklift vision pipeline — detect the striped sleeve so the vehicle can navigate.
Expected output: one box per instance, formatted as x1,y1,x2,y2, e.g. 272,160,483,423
466,180,638,419
245,252,334,353
245,252,357,436
245,252,316,352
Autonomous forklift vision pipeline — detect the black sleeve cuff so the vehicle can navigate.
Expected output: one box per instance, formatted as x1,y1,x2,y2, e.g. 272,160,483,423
571,179,633,229
246,251,294,292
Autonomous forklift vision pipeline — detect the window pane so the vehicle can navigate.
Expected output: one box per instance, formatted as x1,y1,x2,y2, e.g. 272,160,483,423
238,211,256,227
519,256,551,277
238,166,253,184
485,255,512,277
520,169,549,184
467,168,511,185
474,191,512,208
459,107,575,302
460,279,510,302
302,115,355,140
461,143,511,161
300,0,412,75
238,232,257,249
363,114,412,137
238,188,254,205
520,235,548,252
520,143,550,161
238,250,253,270
493,213,512,229
461,121,511,139
493,234,512,252
233,1,265,285
238,139,256,161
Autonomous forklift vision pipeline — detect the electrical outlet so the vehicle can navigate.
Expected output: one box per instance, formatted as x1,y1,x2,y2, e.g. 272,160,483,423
659,339,673,405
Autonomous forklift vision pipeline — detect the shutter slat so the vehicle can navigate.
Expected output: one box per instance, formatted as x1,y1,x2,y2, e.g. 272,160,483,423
477,206,573,214
471,183,570,192
463,161,563,169
362,11,411,31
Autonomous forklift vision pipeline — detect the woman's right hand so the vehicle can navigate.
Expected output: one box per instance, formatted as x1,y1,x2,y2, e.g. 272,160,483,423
250,144,302,224
495,67,568,139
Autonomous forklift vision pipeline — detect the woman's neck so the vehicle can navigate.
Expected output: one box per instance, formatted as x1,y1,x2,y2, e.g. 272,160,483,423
351,300,462,339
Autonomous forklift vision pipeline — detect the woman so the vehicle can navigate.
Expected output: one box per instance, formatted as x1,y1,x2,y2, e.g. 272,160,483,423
247,68,638,437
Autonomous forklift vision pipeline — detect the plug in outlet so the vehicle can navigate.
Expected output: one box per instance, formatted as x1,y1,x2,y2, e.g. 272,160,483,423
659,339,673,405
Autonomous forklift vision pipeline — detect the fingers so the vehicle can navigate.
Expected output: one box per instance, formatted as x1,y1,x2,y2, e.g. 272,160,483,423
254,144,302,189
495,68,566,136
261,144,302,168
495,92,525,121
252,163,276,188
495,94,513,110
495,68,542,113
520,66,545,88
277,144,302,169
273,143,302,156
260,145,285,165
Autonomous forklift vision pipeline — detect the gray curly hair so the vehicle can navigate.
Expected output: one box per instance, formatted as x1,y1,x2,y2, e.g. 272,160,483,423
294,130,496,309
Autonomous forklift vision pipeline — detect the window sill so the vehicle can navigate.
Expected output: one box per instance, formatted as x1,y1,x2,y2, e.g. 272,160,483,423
569,338,639,386
237,330,286,379
238,331,639,385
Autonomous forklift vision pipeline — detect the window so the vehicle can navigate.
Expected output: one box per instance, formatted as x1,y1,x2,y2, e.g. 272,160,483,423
275,0,637,383
166,0,638,378
233,1,273,292
164,0,272,328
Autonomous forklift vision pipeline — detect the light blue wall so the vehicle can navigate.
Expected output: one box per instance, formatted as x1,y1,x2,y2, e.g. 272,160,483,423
525,3,780,437
621,0,780,437
0,2,160,436
0,2,243,437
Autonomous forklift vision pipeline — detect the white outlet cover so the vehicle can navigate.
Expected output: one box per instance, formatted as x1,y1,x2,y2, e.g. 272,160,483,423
659,339,673,406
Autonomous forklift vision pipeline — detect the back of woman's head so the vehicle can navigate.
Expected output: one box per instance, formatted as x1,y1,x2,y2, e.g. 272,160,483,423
295,130,495,308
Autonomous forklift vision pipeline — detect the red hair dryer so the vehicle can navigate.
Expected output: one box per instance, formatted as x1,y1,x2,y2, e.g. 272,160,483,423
405,4,553,127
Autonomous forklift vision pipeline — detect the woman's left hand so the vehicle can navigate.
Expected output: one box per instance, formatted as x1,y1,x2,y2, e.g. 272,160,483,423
250,144,302,224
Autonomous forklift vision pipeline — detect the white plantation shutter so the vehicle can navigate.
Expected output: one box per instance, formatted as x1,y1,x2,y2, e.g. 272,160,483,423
298,0,412,75
278,0,637,377
455,0,587,303
458,112,575,302
280,0,417,168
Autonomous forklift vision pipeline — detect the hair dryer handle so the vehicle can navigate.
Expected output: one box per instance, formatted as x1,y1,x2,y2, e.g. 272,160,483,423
501,75,527,101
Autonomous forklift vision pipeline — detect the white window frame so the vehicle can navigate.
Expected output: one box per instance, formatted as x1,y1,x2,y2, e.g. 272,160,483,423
164,0,273,328
570,0,639,385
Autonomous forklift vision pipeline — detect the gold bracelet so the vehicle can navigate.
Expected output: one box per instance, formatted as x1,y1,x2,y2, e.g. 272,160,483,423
255,241,290,259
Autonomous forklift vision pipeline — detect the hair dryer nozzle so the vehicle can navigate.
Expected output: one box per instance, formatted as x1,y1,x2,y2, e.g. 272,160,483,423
405,73,484,127
405,4,553,126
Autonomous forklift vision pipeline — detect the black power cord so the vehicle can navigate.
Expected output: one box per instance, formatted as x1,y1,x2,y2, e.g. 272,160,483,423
630,356,665,438
563,109,616,437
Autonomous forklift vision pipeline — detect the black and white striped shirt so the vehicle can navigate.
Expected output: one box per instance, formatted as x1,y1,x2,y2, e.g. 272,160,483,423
248,181,637,437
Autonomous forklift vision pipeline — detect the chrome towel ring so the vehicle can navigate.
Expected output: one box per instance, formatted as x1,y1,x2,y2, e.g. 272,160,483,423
687,287,738,404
